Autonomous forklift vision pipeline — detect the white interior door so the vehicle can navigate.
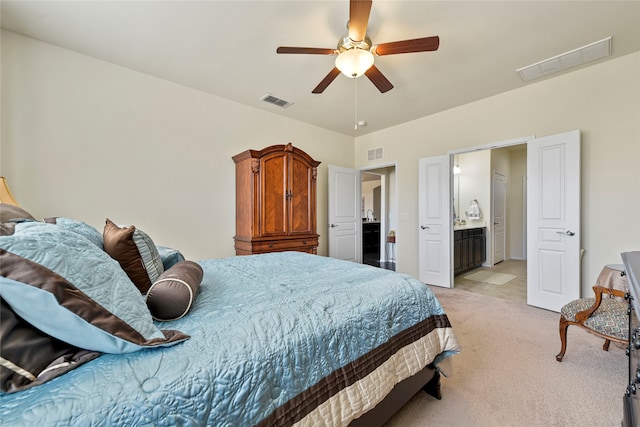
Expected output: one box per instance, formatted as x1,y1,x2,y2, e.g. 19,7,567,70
418,156,452,287
492,171,506,264
527,130,581,312
328,165,361,262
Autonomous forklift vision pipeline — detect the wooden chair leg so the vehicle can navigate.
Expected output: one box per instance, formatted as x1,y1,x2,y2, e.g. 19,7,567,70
556,317,570,362
603,339,611,351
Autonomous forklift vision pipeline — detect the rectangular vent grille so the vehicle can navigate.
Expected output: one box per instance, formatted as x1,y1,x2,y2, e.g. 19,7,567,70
516,37,612,82
260,94,293,108
367,147,383,161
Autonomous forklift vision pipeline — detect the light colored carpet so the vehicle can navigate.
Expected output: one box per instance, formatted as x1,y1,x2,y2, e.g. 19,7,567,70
463,270,517,285
384,286,625,427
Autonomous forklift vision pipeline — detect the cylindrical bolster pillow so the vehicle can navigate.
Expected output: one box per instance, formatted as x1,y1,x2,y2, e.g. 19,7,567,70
145,261,203,321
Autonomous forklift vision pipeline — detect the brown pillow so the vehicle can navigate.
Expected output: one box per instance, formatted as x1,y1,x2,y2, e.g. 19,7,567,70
103,219,164,293
145,261,203,321
0,298,100,393
0,203,36,223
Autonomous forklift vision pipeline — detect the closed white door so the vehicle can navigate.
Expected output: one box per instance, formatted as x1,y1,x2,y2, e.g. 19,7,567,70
328,165,361,262
418,156,452,287
527,130,581,312
492,171,506,264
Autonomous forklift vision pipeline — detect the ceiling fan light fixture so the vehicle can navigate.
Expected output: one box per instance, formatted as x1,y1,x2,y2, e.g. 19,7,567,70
335,49,374,78
276,1,439,93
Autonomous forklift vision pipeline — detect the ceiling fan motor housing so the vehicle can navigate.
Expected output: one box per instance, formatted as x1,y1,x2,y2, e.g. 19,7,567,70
338,35,373,54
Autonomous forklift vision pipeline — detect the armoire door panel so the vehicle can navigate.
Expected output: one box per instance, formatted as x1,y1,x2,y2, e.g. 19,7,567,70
261,153,288,237
289,155,314,235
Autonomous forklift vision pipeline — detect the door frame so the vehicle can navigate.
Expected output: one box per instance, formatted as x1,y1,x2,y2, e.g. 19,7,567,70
448,136,534,288
360,161,398,263
361,171,386,261
492,170,507,265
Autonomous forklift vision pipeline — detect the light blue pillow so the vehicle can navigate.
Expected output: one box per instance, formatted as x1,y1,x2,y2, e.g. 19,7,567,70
44,217,104,249
156,245,186,270
0,222,189,354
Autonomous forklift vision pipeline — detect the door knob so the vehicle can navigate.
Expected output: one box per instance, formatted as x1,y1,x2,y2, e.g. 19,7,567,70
420,225,429,230
556,230,575,236
330,224,338,228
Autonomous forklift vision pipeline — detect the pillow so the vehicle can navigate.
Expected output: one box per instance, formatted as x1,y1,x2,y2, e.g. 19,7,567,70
0,203,36,223
44,217,104,249
0,298,100,393
156,245,186,270
146,261,203,321
103,218,164,293
0,222,189,354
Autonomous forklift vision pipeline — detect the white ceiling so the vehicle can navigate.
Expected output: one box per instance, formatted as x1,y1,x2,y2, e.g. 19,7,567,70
2,1,639,136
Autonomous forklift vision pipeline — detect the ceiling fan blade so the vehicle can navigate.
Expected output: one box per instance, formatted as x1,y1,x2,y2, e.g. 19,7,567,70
348,0,372,42
312,68,341,94
365,65,393,93
277,47,336,55
373,36,440,56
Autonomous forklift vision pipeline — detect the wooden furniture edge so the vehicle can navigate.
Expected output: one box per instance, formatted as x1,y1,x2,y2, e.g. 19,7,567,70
349,365,439,427
556,285,628,362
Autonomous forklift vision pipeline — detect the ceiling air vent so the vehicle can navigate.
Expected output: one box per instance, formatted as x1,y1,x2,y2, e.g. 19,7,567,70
516,37,612,82
260,94,293,108
367,147,383,161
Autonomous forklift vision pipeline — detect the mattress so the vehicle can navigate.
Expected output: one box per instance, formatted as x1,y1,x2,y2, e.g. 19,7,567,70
0,252,459,426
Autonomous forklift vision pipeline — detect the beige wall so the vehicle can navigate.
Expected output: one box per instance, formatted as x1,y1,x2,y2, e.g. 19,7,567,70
355,51,640,296
0,31,354,260
2,29,639,298
507,148,527,260
457,150,491,226
491,146,516,263
361,180,380,219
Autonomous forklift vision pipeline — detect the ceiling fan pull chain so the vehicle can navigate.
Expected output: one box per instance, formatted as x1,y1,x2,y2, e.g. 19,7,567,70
354,77,358,131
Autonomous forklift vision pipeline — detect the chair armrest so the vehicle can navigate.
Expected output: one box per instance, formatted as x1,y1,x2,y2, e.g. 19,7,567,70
574,286,626,323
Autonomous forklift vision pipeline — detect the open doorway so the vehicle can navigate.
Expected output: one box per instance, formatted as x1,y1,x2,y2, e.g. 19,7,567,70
452,145,527,302
361,165,397,271
419,130,579,311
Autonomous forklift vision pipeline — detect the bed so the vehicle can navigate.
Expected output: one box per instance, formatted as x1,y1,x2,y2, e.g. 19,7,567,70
0,209,460,426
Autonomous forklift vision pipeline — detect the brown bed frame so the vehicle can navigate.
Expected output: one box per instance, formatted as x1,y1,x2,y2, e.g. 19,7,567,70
350,364,441,426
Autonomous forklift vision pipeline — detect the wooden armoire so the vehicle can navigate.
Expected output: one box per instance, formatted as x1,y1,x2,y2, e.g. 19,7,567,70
233,143,321,255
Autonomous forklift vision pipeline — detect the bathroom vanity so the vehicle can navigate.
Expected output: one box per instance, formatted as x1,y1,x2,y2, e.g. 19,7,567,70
453,224,486,276
362,221,381,263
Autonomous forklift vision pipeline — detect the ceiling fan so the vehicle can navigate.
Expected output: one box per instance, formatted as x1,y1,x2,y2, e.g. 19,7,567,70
276,0,440,94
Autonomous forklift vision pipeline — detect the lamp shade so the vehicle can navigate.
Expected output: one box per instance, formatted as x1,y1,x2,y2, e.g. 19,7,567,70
0,176,21,207
335,49,374,78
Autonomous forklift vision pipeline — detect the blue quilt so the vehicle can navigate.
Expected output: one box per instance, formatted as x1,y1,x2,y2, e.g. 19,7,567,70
0,252,459,426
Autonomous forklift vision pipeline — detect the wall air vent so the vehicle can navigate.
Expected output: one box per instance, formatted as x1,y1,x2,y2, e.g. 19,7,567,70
516,37,612,82
367,147,383,161
260,94,293,108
